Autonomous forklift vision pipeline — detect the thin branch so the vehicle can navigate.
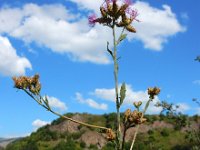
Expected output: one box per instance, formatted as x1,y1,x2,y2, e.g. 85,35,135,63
130,98,152,150
23,89,110,131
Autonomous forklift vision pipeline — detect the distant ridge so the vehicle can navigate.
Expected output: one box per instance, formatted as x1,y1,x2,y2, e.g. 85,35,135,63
0,137,21,148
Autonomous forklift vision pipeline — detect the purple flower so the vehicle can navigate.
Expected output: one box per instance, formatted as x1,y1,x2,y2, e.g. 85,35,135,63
88,14,97,27
126,8,138,20
124,0,132,5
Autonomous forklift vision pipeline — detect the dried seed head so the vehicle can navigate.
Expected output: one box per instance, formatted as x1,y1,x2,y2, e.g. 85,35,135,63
148,87,161,99
124,109,131,122
100,6,107,17
13,74,41,95
133,101,142,108
88,0,138,32
139,118,147,124
106,129,116,141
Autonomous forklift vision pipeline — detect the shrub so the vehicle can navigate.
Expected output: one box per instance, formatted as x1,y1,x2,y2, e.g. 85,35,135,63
160,128,169,137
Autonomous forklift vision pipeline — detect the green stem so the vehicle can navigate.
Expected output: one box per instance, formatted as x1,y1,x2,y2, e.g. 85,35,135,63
23,89,109,131
130,98,152,150
112,24,121,150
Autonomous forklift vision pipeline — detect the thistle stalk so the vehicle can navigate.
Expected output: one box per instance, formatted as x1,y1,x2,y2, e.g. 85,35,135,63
112,24,122,150
129,98,152,150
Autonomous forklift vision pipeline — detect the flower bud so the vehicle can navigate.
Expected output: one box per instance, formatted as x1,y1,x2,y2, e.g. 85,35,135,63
126,25,136,33
133,101,142,108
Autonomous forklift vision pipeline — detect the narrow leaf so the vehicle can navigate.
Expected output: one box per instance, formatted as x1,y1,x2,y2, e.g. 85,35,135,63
107,41,113,58
44,95,50,110
117,34,127,44
120,82,126,106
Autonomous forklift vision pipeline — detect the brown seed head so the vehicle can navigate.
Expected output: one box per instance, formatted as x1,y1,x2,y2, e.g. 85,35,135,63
148,87,161,99
106,129,116,141
13,74,41,95
133,101,142,108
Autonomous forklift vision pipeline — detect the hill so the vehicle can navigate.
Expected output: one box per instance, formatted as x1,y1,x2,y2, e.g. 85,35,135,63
0,138,21,149
5,113,200,150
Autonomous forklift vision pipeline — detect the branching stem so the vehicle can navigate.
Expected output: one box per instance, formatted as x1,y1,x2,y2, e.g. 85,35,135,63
23,89,110,131
130,98,152,150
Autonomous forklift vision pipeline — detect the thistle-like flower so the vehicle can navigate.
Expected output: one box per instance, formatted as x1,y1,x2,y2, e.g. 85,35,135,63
124,109,146,127
106,128,116,141
88,0,138,32
148,87,161,99
13,74,41,95
88,14,97,27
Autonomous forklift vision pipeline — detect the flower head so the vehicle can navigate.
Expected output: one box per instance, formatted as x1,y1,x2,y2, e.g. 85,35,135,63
124,0,132,5
106,128,116,141
126,7,138,20
88,14,97,27
13,74,41,95
88,0,138,33
148,87,161,99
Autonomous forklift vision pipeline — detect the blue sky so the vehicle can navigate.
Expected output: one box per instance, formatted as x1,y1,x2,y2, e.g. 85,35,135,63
0,0,200,137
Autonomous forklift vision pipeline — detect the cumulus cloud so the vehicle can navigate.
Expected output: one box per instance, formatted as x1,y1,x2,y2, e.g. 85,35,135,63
0,36,32,76
130,1,186,50
176,103,190,113
0,3,111,64
0,1,186,65
32,119,50,129
46,96,67,111
93,84,162,114
196,107,200,115
75,92,108,110
69,0,102,14
70,0,186,51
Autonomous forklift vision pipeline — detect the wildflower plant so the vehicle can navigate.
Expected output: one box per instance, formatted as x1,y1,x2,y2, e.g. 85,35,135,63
13,0,160,149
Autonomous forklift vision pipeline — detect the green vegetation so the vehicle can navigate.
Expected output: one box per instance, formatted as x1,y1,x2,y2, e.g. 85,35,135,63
5,113,200,150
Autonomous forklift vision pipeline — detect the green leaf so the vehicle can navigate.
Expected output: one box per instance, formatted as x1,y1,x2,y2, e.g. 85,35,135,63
120,83,126,106
117,34,127,45
107,41,113,58
43,95,50,110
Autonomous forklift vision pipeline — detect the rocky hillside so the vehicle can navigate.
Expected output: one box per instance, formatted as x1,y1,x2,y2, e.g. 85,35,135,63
5,113,200,150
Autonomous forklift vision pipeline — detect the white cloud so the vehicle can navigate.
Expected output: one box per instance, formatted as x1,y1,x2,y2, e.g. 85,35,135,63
130,1,186,50
32,119,50,129
0,1,186,65
93,84,162,114
75,92,108,110
46,96,67,111
69,0,102,14
4,133,30,138
193,80,200,85
181,12,189,20
196,107,200,115
0,36,32,76
70,0,186,51
0,7,23,34
0,3,111,64
176,103,190,113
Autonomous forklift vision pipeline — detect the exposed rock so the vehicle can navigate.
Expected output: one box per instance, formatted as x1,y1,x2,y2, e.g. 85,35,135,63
80,130,107,149
125,121,173,141
49,114,85,133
